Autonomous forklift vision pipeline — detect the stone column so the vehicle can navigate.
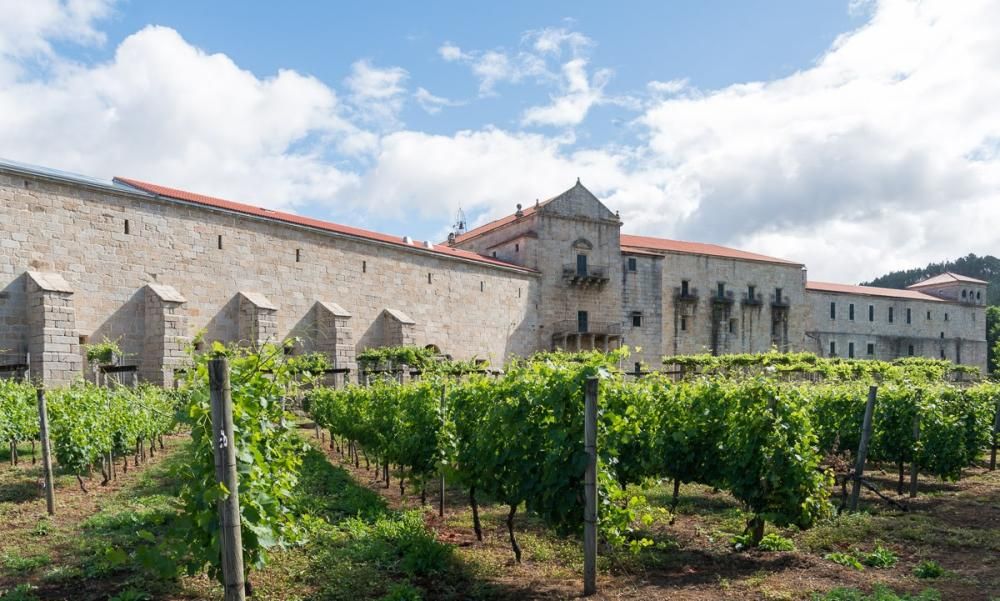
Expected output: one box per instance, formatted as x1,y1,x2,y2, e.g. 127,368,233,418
142,284,189,385
25,271,82,387
314,301,356,371
238,291,278,347
382,308,416,347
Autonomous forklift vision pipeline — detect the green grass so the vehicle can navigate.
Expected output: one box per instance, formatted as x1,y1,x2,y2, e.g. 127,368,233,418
811,585,940,601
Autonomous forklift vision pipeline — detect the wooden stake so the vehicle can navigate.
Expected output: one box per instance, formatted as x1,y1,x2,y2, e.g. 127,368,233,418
990,396,999,471
208,358,246,601
439,384,446,518
849,386,877,511
36,388,55,516
909,411,920,499
583,376,598,596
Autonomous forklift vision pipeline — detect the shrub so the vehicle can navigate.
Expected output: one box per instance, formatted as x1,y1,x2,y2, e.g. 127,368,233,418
914,560,946,579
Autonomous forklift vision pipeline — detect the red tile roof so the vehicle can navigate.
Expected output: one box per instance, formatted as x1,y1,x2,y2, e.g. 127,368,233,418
806,281,945,302
113,177,537,274
620,234,802,265
450,200,547,245
907,272,989,288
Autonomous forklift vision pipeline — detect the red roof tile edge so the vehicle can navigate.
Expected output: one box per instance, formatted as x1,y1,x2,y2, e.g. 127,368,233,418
620,234,802,266
806,281,946,302
113,177,537,274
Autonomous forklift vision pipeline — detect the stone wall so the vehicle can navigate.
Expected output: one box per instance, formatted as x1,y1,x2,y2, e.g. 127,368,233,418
656,254,808,360
805,290,987,371
0,168,537,386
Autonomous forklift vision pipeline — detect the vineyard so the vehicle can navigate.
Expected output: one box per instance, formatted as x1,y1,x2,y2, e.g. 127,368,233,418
0,346,998,600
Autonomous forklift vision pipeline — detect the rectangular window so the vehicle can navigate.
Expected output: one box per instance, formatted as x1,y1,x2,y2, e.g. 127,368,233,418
888,307,894,323
217,235,223,250
576,254,588,276
830,302,836,320
868,305,874,322
848,342,855,358
362,260,367,273
927,310,931,320
480,281,484,292
748,285,755,299
774,287,783,303
515,243,519,253
944,312,949,321
867,343,875,356
295,249,301,262
578,310,589,333
849,303,855,320
829,341,836,356
729,318,737,334
680,316,687,331
124,219,130,234
627,257,637,272
427,273,432,284
906,308,911,324
632,312,642,328
681,280,690,296
908,344,915,356
717,282,726,298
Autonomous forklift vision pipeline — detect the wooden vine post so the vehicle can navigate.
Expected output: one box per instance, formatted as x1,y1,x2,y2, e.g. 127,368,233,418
909,410,920,499
439,383,446,518
991,395,999,471
583,376,598,597
208,358,247,601
36,388,56,516
849,385,877,511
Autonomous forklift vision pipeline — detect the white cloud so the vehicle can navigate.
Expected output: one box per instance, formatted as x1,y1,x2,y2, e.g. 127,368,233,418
4,1,1000,286
438,42,468,62
521,59,612,127
0,24,364,210
526,27,592,57
413,87,462,114
630,0,1000,280
344,59,409,127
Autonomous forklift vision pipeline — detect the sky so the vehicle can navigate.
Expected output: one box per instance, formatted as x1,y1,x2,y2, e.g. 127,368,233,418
1,0,998,283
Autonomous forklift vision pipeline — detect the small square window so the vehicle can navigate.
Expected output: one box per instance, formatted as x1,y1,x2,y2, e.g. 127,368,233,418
628,257,637,272
632,312,642,328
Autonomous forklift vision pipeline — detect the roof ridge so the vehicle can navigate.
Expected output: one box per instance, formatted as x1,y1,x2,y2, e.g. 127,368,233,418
112,176,537,275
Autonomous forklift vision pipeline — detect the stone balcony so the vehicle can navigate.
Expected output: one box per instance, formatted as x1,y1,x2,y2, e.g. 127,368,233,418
673,286,699,304
550,319,622,351
562,264,610,286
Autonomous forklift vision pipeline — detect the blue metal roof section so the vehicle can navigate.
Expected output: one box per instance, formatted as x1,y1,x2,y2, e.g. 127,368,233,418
0,157,152,196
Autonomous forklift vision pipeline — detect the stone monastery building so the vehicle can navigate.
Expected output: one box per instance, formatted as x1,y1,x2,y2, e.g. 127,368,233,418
0,158,988,387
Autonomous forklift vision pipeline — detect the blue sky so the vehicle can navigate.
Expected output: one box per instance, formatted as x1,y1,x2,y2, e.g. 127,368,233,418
1,1,998,282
